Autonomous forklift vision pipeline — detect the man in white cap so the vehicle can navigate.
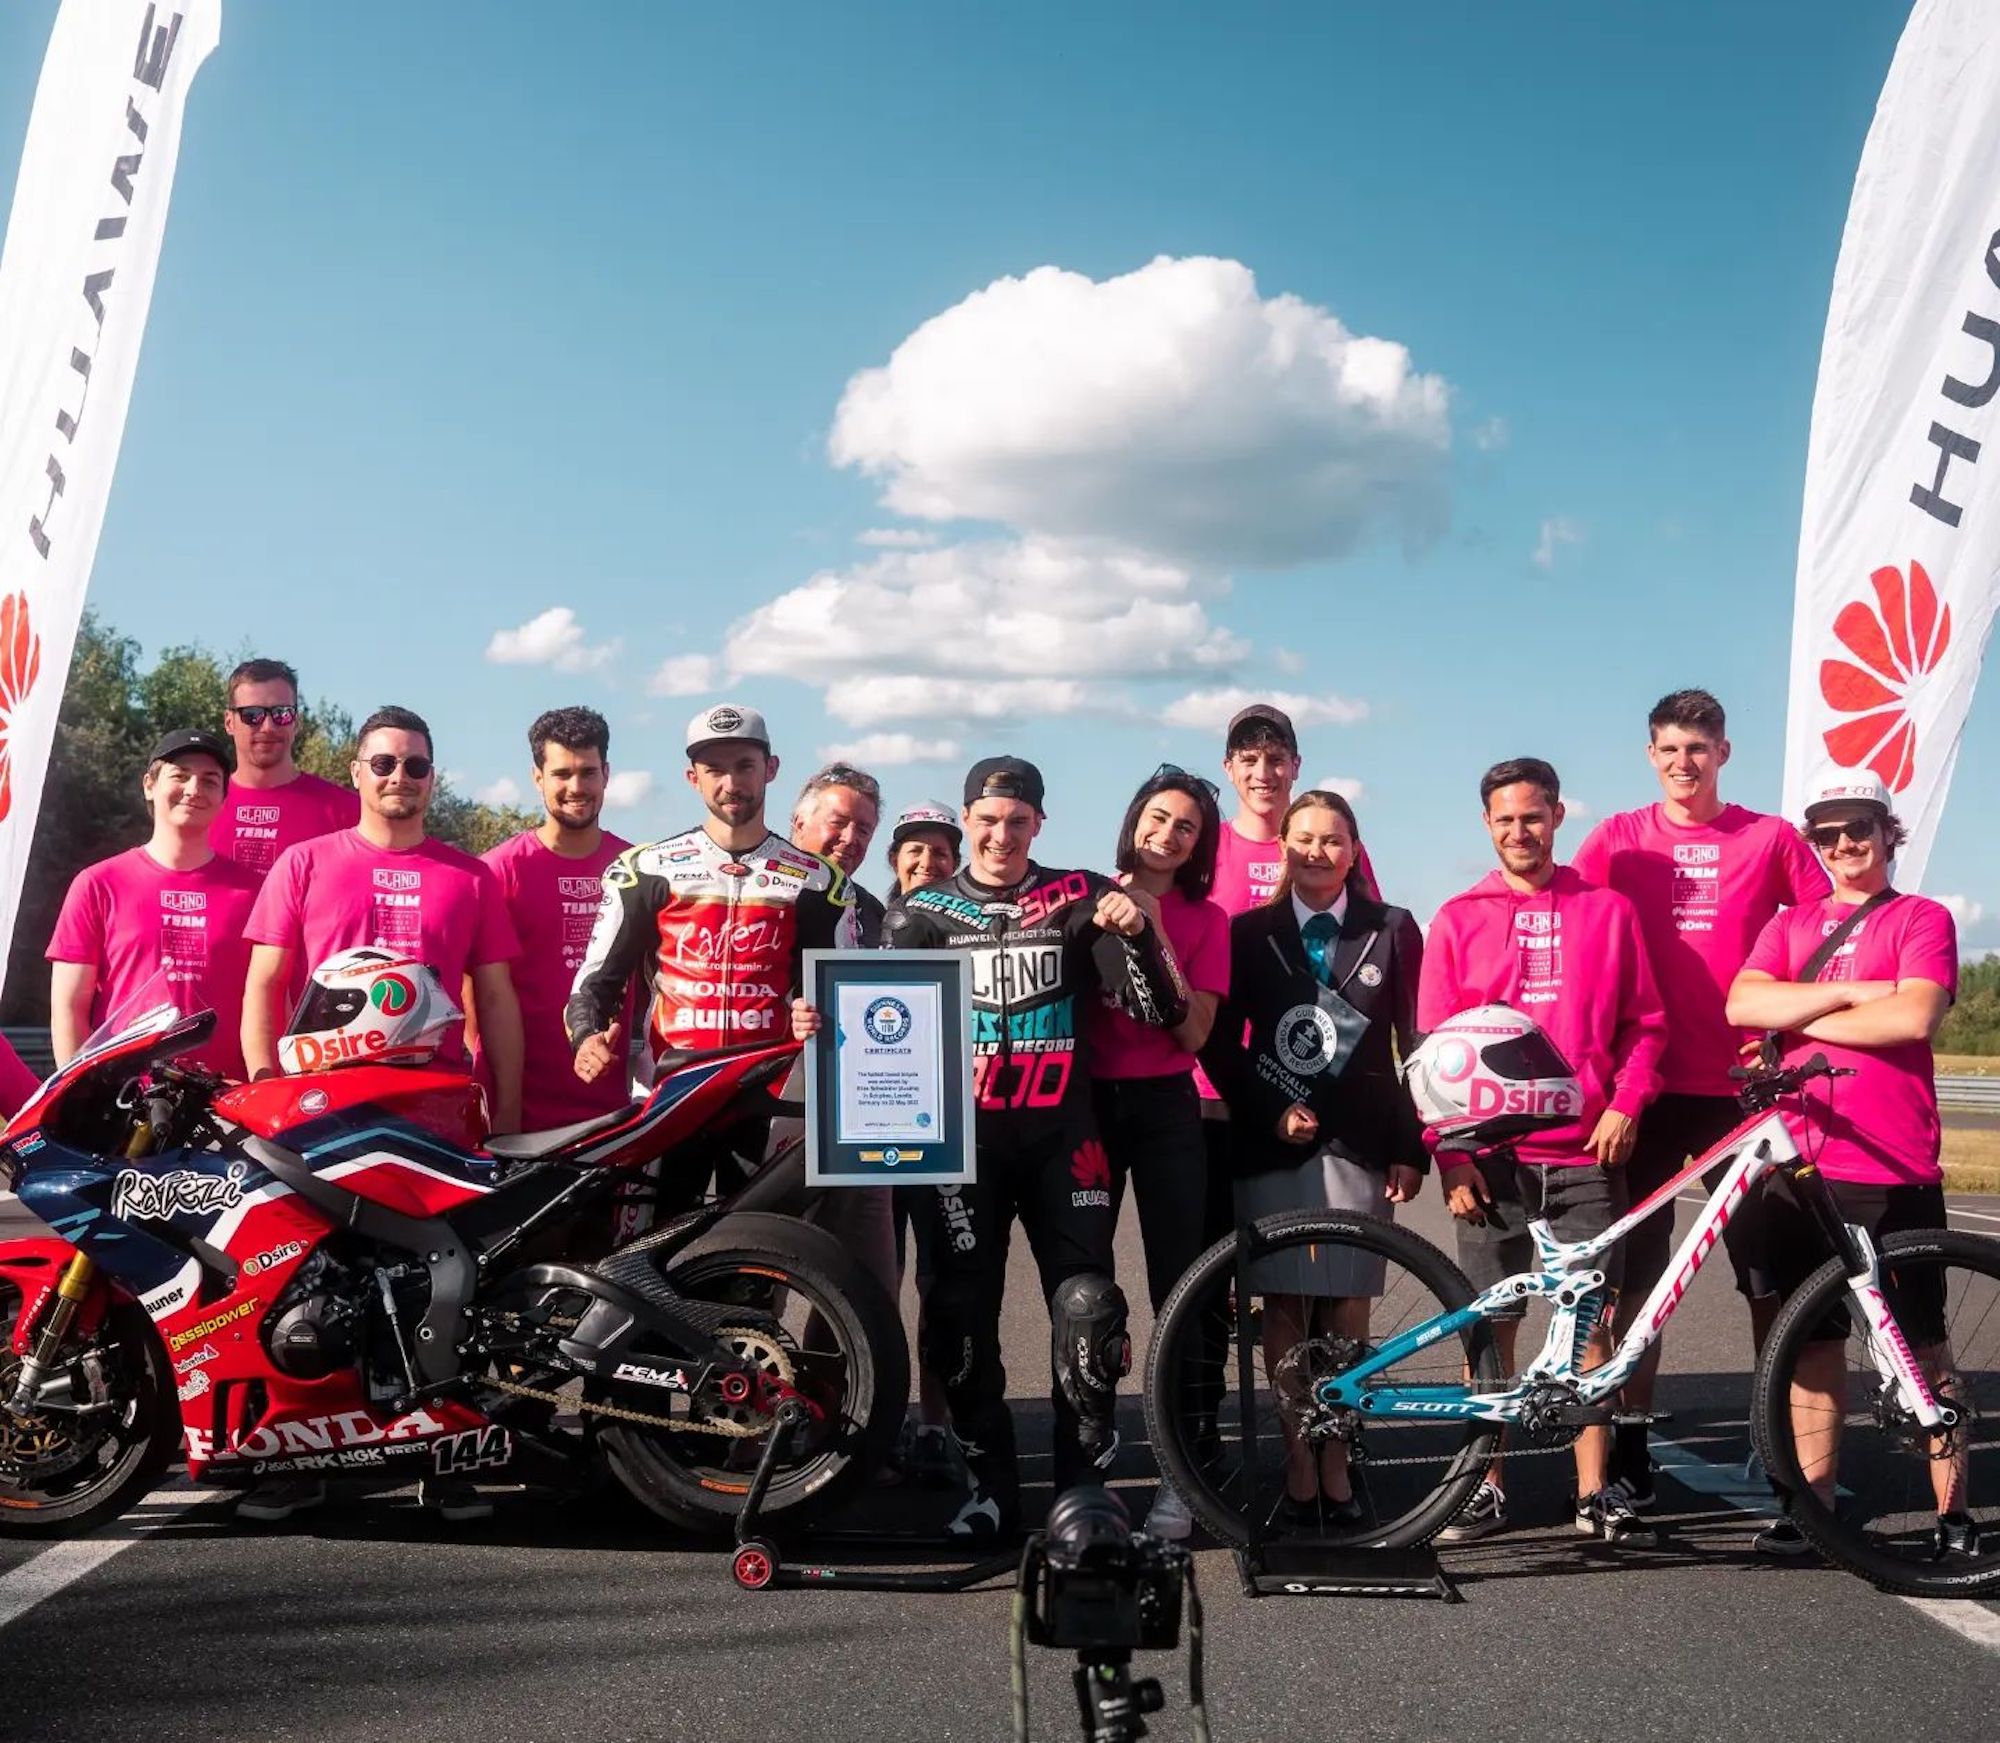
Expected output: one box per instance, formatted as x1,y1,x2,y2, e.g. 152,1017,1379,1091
1727,768,1965,1558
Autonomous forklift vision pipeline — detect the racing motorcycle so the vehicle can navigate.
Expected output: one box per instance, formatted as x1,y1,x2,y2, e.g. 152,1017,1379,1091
0,992,906,1538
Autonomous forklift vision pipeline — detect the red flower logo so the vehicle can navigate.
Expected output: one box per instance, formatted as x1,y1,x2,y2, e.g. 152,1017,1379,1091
1817,559,1951,793
0,593,44,825
1069,1137,1111,1193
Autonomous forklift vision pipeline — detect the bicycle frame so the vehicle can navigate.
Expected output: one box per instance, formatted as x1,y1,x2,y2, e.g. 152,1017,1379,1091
1314,1109,1951,1433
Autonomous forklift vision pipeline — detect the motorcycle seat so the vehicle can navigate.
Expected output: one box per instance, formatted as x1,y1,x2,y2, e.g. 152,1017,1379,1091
484,1104,637,1161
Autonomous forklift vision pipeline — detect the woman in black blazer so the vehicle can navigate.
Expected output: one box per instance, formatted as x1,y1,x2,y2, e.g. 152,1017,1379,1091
1203,789,1427,1527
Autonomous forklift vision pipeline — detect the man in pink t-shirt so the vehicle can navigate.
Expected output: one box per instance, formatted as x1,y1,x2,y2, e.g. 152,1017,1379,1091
1571,687,1829,1505
242,707,524,1130
47,730,262,1080
1419,756,1666,1548
209,657,360,876
1727,769,1965,1557
480,707,631,1133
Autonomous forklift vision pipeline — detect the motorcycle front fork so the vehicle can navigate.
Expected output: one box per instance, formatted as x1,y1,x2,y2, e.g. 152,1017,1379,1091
7,1252,99,1413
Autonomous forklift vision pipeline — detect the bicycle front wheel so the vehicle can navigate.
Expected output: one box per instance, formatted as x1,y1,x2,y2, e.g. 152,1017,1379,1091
1752,1227,2000,1597
1143,1211,1500,1550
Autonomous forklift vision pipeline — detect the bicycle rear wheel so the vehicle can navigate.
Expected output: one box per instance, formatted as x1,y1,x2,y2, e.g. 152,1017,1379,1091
1143,1211,1500,1550
1751,1227,2000,1597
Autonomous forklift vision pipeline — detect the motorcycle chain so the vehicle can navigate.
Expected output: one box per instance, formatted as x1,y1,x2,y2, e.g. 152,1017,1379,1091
485,1326,795,1441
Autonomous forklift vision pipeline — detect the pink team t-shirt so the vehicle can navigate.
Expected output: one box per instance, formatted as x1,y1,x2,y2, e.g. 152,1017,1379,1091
46,847,262,1078
1088,887,1229,1080
210,772,361,877
246,831,521,1066
1573,804,1828,1097
1741,892,1957,1186
479,829,632,1130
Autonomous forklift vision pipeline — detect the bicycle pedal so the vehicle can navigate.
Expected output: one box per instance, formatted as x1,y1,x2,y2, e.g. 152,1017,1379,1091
1610,1410,1673,1427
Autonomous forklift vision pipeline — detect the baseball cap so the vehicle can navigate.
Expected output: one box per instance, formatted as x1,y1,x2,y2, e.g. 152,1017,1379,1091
963,755,1046,812
1801,767,1893,822
1225,702,1299,755
149,728,234,773
684,702,771,756
889,801,963,852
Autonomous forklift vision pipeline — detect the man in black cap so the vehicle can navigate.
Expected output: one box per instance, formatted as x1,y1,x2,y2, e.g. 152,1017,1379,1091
868,755,1190,1536
47,729,263,1079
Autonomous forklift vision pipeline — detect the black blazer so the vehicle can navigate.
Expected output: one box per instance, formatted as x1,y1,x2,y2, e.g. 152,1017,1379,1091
1201,891,1426,1179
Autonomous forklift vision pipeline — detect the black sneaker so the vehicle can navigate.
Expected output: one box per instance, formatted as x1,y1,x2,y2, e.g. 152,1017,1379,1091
1576,1485,1660,1547
1277,1492,1364,1532
1752,1516,1812,1557
1436,1480,1507,1544
1932,1511,1981,1561
944,1482,1018,1541
234,1478,327,1523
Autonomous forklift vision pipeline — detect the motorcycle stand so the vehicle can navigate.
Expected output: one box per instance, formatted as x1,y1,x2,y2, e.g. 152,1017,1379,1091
728,1400,1020,1594
1226,1225,1461,1604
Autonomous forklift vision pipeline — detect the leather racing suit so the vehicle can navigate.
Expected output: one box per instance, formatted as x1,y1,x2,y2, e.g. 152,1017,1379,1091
883,862,1188,1527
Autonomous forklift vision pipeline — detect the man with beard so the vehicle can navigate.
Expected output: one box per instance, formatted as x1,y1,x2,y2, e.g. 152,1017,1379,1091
478,708,631,1131
791,762,885,946
209,658,360,877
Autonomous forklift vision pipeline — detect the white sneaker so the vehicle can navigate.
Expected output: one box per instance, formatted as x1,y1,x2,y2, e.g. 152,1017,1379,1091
1144,1484,1194,1541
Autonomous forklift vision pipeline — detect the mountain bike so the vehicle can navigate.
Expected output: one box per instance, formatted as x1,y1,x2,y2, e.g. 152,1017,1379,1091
1143,1055,1999,1597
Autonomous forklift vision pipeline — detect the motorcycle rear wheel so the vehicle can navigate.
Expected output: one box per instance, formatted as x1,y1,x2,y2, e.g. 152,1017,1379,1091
597,1212,908,1535
0,1283,181,1537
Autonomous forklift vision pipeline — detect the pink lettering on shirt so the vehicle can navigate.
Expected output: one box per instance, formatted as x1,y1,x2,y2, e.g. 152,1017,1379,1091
1088,887,1229,1081
210,772,361,877
1742,893,1957,1186
479,829,633,1130
1573,804,1828,1097
47,848,263,1078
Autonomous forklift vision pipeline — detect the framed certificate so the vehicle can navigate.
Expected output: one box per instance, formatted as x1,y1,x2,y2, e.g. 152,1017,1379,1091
803,949,976,1187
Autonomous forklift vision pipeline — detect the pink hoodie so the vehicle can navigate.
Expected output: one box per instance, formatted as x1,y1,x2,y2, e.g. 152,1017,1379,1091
1418,866,1666,1166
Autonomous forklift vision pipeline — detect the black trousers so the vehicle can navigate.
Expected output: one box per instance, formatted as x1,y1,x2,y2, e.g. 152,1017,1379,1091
1093,1073,1210,1312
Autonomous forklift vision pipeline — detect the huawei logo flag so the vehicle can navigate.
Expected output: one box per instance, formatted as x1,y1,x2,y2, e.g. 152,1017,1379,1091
1817,560,1951,793
0,594,44,824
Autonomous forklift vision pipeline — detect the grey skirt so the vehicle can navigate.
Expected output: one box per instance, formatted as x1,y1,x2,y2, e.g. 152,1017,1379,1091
1232,1148,1392,1296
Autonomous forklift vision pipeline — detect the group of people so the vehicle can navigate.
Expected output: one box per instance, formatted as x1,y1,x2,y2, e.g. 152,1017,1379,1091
17,664,1961,1555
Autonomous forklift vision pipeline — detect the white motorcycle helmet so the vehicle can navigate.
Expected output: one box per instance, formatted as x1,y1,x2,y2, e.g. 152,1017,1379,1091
1404,1004,1582,1142
278,947,461,1074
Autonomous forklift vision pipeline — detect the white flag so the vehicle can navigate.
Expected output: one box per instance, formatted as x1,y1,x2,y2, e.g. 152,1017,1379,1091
0,1,221,995
1783,0,2000,889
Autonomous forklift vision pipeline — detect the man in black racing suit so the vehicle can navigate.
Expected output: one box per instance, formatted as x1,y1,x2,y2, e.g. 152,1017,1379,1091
882,756,1189,1537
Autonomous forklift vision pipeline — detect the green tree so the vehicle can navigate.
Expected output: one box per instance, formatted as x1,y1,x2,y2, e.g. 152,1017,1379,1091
1938,956,2000,1055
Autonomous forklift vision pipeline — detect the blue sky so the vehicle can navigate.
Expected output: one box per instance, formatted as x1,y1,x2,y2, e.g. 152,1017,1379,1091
4,1,1993,945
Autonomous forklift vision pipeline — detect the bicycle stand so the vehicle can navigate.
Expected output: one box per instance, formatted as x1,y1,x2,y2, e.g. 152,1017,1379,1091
1227,1223,1462,1604
727,1399,1022,1594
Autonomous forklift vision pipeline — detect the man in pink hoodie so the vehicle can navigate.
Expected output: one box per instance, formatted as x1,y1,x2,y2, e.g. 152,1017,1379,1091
1419,756,1667,1548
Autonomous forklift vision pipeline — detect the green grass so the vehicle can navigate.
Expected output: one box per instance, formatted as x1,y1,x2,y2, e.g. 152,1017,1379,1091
1943,1125,2000,1195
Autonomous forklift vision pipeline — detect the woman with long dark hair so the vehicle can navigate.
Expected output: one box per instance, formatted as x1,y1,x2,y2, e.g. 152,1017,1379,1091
1203,788,1426,1528
1087,765,1230,1540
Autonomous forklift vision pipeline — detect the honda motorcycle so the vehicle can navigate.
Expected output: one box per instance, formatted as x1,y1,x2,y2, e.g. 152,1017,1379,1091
0,1002,906,1537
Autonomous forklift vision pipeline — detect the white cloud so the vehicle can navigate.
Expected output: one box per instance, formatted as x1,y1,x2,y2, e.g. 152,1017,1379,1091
1562,798,1593,821
603,770,656,810
476,776,523,807
1311,776,1366,802
1939,893,1988,931
1273,647,1305,676
1161,687,1369,733
822,674,1116,728
649,652,719,697
1533,515,1584,571
725,537,1245,686
486,606,618,674
858,527,938,548
829,255,1452,568
817,733,962,768
1471,415,1509,452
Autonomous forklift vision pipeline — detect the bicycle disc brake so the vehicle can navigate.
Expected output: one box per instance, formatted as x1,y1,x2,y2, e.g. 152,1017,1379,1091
1272,1336,1366,1443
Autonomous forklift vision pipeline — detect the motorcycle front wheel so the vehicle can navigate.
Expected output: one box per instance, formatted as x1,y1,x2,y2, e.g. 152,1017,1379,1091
596,1212,908,1535
0,1281,181,1537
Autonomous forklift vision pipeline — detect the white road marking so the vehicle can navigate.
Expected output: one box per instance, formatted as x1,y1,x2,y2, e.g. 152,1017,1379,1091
1650,1432,1998,1656
0,1482,222,1633
1947,1206,2000,1228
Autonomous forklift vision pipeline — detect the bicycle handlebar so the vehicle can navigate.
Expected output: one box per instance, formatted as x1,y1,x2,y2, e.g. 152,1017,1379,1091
1729,1051,1856,1108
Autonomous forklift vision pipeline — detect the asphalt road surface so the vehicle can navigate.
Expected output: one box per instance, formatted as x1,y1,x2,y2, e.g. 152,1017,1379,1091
0,1189,1995,1743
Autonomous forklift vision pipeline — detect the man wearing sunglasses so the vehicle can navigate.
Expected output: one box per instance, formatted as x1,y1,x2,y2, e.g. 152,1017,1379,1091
210,658,360,877
241,707,524,1129
1726,770,1960,1556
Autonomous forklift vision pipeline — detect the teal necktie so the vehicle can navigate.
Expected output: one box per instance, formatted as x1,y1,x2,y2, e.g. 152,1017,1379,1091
1302,911,1338,985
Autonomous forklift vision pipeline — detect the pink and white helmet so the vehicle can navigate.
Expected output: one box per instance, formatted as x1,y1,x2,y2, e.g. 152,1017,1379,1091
278,947,461,1074
1404,1004,1581,1142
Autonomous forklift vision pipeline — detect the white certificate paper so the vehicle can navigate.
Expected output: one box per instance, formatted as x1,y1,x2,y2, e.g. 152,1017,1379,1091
834,980,945,1146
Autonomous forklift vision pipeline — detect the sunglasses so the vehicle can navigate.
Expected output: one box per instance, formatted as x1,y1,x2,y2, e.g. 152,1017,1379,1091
1808,815,1879,849
364,753,433,780
1152,762,1221,800
230,704,298,728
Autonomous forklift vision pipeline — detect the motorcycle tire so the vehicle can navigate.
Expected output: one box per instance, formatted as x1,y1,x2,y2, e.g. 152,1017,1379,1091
597,1211,908,1535
0,1285,182,1538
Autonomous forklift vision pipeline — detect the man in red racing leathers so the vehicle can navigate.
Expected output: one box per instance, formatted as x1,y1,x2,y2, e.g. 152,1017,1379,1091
877,756,1189,1537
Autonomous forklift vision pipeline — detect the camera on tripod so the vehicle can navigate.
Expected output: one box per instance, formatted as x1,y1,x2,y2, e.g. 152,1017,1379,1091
1011,1486,1209,1743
